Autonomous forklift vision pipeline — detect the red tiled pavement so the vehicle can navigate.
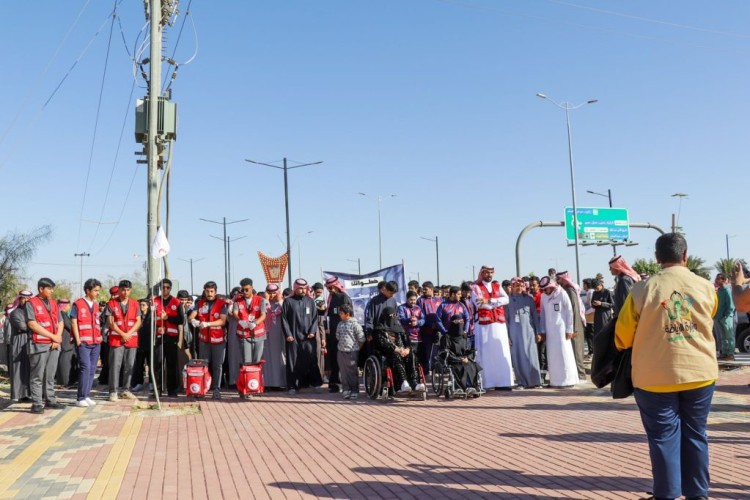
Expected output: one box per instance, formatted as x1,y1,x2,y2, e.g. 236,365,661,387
113,368,749,500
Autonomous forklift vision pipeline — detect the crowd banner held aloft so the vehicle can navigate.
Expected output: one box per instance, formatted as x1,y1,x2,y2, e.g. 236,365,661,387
323,264,406,325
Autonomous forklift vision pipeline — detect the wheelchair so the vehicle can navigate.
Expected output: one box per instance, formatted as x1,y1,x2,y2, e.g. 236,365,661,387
363,353,428,402
431,348,484,400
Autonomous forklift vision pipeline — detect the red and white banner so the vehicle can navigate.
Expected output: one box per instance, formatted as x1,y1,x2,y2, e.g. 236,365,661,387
258,251,288,285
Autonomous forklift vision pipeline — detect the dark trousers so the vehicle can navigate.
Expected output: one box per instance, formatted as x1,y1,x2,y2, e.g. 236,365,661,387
326,333,340,387
385,350,418,389
98,342,110,384
634,384,714,499
417,331,437,373
584,324,594,354
155,336,180,394
131,348,149,387
9,332,30,401
537,341,547,372
77,343,100,401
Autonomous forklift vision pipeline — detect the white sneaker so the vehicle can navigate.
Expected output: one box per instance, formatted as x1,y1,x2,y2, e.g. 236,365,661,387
398,381,412,394
415,383,426,392
76,400,90,408
343,391,351,400
86,398,97,406
108,393,119,402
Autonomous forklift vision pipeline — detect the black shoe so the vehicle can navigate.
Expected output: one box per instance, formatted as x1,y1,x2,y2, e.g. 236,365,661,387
45,401,65,409
328,384,340,393
30,405,45,414
167,391,178,397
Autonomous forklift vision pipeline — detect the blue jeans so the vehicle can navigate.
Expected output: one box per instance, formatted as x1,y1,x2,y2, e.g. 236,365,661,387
77,343,101,401
634,383,715,499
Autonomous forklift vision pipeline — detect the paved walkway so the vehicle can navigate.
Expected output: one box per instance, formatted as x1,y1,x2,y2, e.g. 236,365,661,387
0,368,747,499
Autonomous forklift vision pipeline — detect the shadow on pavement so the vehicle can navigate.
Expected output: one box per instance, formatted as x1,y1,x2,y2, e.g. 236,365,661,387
271,463,651,497
497,431,646,443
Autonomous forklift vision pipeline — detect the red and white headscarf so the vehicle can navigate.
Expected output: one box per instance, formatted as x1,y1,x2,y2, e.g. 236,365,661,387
266,283,281,301
510,276,526,293
556,271,586,324
609,255,641,283
6,290,33,315
293,278,311,297
475,265,494,284
325,276,346,294
538,276,557,290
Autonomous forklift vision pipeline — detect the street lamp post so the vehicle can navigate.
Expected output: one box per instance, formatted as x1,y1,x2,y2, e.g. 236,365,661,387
74,252,90,296
177,257,205,295
210,235,246,290
200,217,248,294
358,192,397,269
346,258,361,275
537,93,598,285
420,236,440,286
726,234,736,260
586,188,616,257
246,158,323,288
293,231,314,278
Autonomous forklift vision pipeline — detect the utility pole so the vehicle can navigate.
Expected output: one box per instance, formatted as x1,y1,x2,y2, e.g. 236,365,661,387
201,217,247,294
177,257,204,295
146,0,162,298
74,252,90,296
211,235,246,290
420,236,440,286
245,157,323,288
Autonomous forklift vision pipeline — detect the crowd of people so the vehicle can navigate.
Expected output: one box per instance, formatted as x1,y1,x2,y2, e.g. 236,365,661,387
2,255,650,412
1,232,747,500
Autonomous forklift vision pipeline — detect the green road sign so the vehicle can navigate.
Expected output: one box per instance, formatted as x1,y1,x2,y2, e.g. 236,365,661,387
564,207,630,241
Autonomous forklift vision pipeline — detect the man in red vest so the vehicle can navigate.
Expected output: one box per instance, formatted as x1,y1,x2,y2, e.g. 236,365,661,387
232,278,267,366
153,278,184,397
70,278,104,407
189,281,228,399
25,277,64,414
107,280,142,402
471,265,514,390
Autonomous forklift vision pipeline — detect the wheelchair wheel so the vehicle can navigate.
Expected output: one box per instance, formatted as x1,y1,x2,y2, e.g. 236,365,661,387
444,368,455,399
475,372,484,397
364,356,382,400
431,362,445,396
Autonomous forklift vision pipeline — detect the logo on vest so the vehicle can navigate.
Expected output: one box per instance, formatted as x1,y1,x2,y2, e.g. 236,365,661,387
661,291,699,341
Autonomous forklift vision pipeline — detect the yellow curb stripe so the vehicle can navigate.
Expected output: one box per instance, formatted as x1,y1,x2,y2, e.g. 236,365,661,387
0,408,84,497
86,414,143,500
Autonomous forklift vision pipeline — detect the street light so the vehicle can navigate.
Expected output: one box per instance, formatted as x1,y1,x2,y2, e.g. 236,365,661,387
210,234,246,291
671,193,688,232
586,188,616,257
200,217,248,294
726,234,736,260
246,157,323,288
346,258,362,275
177,257,205,295
420,236,440,286
537,92,598,285
293,230,314,278
358,192,397,269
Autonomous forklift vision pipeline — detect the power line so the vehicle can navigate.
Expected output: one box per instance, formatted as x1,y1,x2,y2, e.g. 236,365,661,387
76,0,119,252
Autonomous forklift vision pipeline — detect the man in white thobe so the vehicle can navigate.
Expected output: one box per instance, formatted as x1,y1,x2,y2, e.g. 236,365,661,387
538,276,579,388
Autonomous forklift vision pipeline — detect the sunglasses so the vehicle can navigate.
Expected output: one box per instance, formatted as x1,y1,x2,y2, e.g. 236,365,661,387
242,287,253,292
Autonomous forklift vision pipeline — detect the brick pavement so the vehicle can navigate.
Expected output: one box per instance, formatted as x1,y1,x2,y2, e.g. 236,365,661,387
0,369,747,499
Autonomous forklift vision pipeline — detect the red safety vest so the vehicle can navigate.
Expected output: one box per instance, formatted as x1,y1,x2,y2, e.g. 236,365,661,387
73,298,102,345
474,282,506,324
108,298,139,348
28,296,59,345
153,296,181,337
196,299,226,344
235,294,266,339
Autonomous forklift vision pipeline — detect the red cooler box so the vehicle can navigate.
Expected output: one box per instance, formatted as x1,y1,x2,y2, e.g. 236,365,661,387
238,361,265,396
183,359,212,397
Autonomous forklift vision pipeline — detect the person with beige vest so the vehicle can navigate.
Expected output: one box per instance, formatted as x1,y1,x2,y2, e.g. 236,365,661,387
615,233,717,500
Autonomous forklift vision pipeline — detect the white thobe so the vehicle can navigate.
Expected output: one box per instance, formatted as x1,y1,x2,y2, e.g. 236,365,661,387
472,282,514,388
540,288,579,387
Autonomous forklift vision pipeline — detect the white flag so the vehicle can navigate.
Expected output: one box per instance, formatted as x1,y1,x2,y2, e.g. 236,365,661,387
150,226,171,258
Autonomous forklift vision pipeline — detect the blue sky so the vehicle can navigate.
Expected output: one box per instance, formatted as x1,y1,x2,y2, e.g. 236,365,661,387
1,0,748,295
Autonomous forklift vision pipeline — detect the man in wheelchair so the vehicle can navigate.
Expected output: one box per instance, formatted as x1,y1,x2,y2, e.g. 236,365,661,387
438,314,482,396
372,307,426,394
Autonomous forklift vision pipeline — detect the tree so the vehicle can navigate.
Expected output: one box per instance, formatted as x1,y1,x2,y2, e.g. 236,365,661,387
687,256,711,280
101,270,149,301
714,258,745,277
51,280,75,301
0,225,52,306
632,258,661,277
